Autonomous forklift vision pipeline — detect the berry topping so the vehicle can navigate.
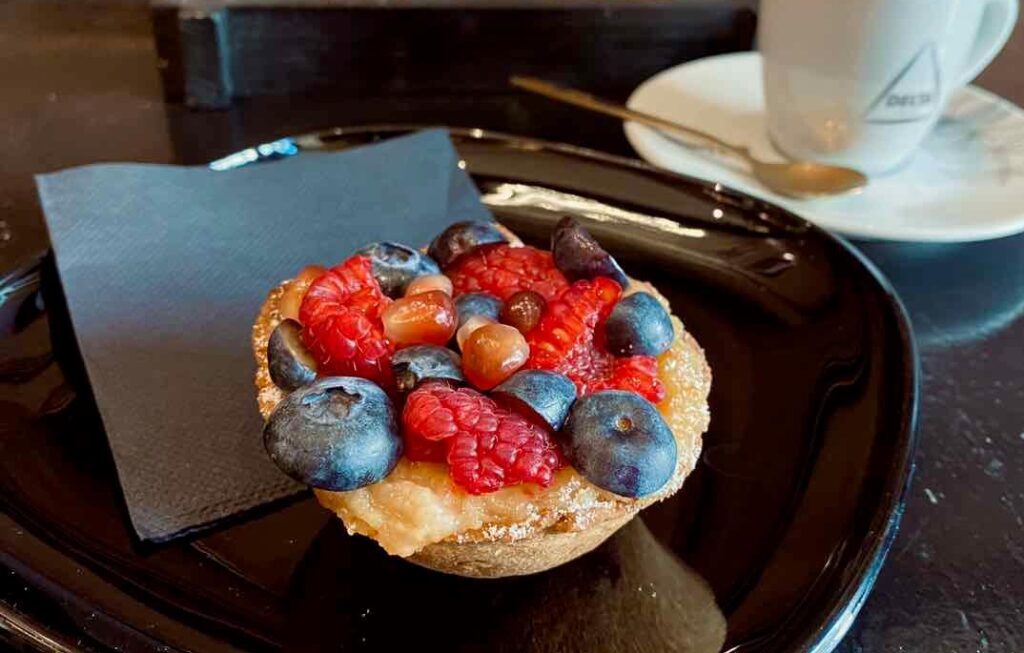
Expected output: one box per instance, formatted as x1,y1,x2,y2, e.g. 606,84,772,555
455,292,503,327
461,323,530,390
492,370,577,431
527,278,666,403
405,273,453,297
300,256,385,319
280,265,327,322
428,220,508,269
456,314,494,351
391,345,464,392
559,390,676,498
448,243,570,302
402,382,565,493
526,277,622,371
381,290,458,347
264,377,401,491
500,290,545,334
588,356,665,403
267,319,317,391
402,432,448,463
551,216,628,287
299,256,394,384
355,241,440,298
604,292,675,357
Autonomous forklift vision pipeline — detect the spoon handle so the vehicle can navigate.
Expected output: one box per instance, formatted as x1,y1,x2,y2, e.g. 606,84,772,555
509,76,749,161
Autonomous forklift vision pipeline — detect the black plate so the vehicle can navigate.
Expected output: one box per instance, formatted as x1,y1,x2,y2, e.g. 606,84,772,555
0,127,918,653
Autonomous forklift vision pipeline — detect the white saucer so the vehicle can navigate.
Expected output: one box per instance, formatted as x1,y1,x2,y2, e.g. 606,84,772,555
625,52,1024,242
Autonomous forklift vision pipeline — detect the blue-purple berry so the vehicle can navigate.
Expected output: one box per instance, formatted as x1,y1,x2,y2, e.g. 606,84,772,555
493,370,577,430
559,390,676,498
428,221,507,269
267,319,317,391
355,241,440,297
391,345,464,392
455,292,503,328
604,292,674,357
551,216,628,287
264,377,401,491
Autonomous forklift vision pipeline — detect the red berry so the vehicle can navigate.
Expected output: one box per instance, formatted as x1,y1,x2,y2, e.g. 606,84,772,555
404,433,448,463
401,382,565,494
299,256,394,385
448,244,569,303
526,277,621,370
589,356,666,404
526,278,665,403
300,256,386,324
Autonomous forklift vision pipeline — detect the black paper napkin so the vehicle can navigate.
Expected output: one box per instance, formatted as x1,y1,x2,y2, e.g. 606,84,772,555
35,129,492,542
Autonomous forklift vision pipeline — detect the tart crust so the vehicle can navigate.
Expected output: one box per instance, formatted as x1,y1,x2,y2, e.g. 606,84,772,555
252,247,711,578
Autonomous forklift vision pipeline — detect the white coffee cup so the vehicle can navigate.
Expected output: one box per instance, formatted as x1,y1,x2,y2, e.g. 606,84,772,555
759,0,1019,175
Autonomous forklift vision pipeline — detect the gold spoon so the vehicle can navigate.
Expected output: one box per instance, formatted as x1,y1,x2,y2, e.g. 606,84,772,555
510,76,867,199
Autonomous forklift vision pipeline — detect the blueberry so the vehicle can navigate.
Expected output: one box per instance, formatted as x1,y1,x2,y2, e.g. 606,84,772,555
428,220,507,269
493,370,577,430
551,216,628,287
264,377,401,491
391,345,464,392
355,241,441,297
604,293,674,357
560,391,676,498
268,319,317,391
454,292,503,328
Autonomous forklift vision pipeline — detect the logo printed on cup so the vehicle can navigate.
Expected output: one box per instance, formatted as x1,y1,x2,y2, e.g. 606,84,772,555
865,44,941,125
759,0,1018,174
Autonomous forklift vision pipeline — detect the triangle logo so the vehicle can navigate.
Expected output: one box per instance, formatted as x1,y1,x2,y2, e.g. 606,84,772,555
864,43,941,124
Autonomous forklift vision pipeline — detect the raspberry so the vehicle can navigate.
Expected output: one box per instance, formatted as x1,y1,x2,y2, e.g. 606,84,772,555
590,356,666,403
403,431,448,463
526,277,621,370
299,255,395,385
526,278,665,403
448,244,569,303
402,382,565,494
299,256,382,322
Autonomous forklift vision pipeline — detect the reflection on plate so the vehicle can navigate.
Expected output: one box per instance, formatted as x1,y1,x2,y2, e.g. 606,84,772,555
625,52,1024,242
285,518,725,652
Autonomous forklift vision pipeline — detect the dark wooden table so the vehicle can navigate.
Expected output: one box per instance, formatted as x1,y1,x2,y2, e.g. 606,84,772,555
1,3,1022,651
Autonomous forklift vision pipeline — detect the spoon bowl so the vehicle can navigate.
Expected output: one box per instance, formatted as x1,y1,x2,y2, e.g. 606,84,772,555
751,160,868,199
511,76,869,199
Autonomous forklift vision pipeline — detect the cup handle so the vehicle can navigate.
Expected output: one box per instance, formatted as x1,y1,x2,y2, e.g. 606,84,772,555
955,0,1019,88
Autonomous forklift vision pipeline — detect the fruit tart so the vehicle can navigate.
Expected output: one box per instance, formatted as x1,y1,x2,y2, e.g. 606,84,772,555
253,218,711,578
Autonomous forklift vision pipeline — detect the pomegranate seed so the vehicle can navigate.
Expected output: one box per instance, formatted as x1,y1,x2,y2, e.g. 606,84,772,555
456,314,494,351
462,323,530,390
500,290,545,334
381,290,457,346
405,274,454,297
280,265,327,322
